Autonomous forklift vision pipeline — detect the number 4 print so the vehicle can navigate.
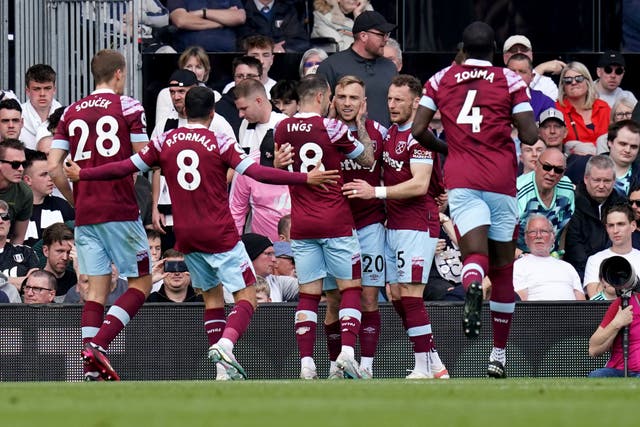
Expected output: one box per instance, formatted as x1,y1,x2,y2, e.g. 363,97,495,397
456,90,483,133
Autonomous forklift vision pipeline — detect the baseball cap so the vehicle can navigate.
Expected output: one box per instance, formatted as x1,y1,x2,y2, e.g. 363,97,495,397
503,35,532,52
273,241,293,259
352,11,396,35
168,69,198,87
539,108,566,126
598,50,626,68
241,233,273,261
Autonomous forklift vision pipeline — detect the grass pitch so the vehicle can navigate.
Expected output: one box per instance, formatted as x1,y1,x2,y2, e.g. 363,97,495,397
1,379,638,427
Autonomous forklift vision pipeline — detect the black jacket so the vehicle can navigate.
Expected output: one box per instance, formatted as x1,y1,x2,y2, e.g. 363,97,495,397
238,1,309,52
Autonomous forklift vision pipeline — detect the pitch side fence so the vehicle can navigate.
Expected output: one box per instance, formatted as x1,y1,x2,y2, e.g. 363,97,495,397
0,302,610,381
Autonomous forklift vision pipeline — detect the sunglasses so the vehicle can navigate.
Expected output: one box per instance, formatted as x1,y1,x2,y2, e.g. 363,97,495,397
603,65,624,75
630,200,640,207
304,61,322,68
540,162,565,174
0,212,10,221
0,159,28,169
562,75,586,85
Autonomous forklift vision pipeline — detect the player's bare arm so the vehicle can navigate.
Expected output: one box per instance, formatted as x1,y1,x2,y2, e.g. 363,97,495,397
513,110,540,146
353,100,374,168
343,162,432,200
411,106,448,154
48,147,74,206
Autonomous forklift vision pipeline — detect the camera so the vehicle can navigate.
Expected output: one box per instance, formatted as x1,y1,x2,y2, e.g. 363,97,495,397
164,260,188,273
599,256,640,295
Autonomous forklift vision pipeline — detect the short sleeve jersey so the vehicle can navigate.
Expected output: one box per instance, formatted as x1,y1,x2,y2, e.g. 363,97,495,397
53,89,148,226
134,124,253,254
422,59,531,196
341,119,387,230
274,113,364,239
382,123,435,232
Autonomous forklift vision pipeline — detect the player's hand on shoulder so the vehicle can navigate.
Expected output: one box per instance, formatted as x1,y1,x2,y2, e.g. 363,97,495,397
63,159,82,182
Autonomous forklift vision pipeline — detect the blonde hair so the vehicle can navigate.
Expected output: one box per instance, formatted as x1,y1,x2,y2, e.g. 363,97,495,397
557,61,597,109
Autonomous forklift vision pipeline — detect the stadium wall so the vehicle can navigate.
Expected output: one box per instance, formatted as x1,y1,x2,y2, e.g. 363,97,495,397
0,302,610,381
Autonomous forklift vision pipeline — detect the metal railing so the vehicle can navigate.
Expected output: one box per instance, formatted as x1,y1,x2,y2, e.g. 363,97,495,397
1,0,142,105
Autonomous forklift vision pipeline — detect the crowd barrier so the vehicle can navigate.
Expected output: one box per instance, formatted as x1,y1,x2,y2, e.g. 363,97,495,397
0,301,610,381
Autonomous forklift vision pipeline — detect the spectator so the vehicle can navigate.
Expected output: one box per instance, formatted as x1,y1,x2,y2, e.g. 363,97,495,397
147,249,202,303
564,155,624,281
229,79,290,241
506,53,554,121
502,34,564,100
516,147,575,255
63,267,128,305
311,0,373,51
22,150,74,247
513,214,585,301
538,107,568,150
556,61,611,146
167,0,246,52
19,65,61,149
594,50,637,108
255,275,271,303
147,229,166,293
0,200,38,297
608,120,640,197
22,270,57,304
270,80,299,117
629,185,640,249
426,211,464,301
596,97,638,154
584,203,640,299
241,233,298,302
239,0,310,52
0,99,23,142
223,35,278,96
273,240,295,277
277,213,291,241
518,139,545,176
298,48,328,78
216,56,264,139
41,222,77,299
316,11,397,127
155,46,221,129
0,138,32,244
383,37,403,72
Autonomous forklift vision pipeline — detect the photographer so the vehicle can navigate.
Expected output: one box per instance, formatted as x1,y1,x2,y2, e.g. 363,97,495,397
147,249,202,303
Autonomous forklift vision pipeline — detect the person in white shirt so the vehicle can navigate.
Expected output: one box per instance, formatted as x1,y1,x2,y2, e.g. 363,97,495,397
584,203,640,299
514,214,585,301
19,64,61,149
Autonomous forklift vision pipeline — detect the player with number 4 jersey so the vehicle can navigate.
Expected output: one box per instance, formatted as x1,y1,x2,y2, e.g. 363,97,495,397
411,22,540,379
49,50,152,382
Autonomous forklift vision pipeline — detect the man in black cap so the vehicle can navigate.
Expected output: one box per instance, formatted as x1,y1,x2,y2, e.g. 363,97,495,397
316,10,397,127
594,50,637,108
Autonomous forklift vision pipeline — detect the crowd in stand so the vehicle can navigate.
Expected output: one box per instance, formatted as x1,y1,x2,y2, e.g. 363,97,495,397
1,2,640,379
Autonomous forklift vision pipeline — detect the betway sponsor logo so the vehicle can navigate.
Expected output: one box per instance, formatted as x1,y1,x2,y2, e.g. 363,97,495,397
382,151,403,171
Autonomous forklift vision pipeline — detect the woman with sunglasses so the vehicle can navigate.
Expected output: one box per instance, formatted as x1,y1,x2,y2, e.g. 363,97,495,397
556,61,611,147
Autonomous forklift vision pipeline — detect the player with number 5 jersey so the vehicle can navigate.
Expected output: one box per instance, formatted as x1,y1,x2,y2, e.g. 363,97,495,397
411,22,540,379
49,50,152,382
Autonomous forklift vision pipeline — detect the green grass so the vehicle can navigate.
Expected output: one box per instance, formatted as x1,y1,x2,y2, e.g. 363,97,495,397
1,379,638,427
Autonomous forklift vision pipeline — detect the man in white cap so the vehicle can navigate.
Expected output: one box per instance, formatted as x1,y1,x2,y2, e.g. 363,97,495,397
538,107,568,150
503,35,565,100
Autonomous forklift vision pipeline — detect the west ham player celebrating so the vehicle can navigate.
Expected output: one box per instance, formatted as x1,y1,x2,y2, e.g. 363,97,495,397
274,74,375,380
64,87,340,380
49,50,152,381
411,22,540,378
322,75,387,379
344,75,449,379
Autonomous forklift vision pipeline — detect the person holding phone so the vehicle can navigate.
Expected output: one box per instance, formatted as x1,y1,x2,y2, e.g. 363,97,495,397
147,249,202,303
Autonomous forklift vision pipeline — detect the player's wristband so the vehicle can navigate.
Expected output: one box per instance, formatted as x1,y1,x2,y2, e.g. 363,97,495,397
374,186,387,199
202,8,207,19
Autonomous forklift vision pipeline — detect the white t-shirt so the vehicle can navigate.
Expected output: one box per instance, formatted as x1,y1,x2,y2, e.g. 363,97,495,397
514,254,583,300
583,248,640,290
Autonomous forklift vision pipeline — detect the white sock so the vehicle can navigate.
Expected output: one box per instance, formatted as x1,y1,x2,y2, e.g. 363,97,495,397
360,356,373,371
301,356,316,370
218,338,234,353
329,360,338,372
490,347,506,365
340,345,355,359
414,352,429,374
